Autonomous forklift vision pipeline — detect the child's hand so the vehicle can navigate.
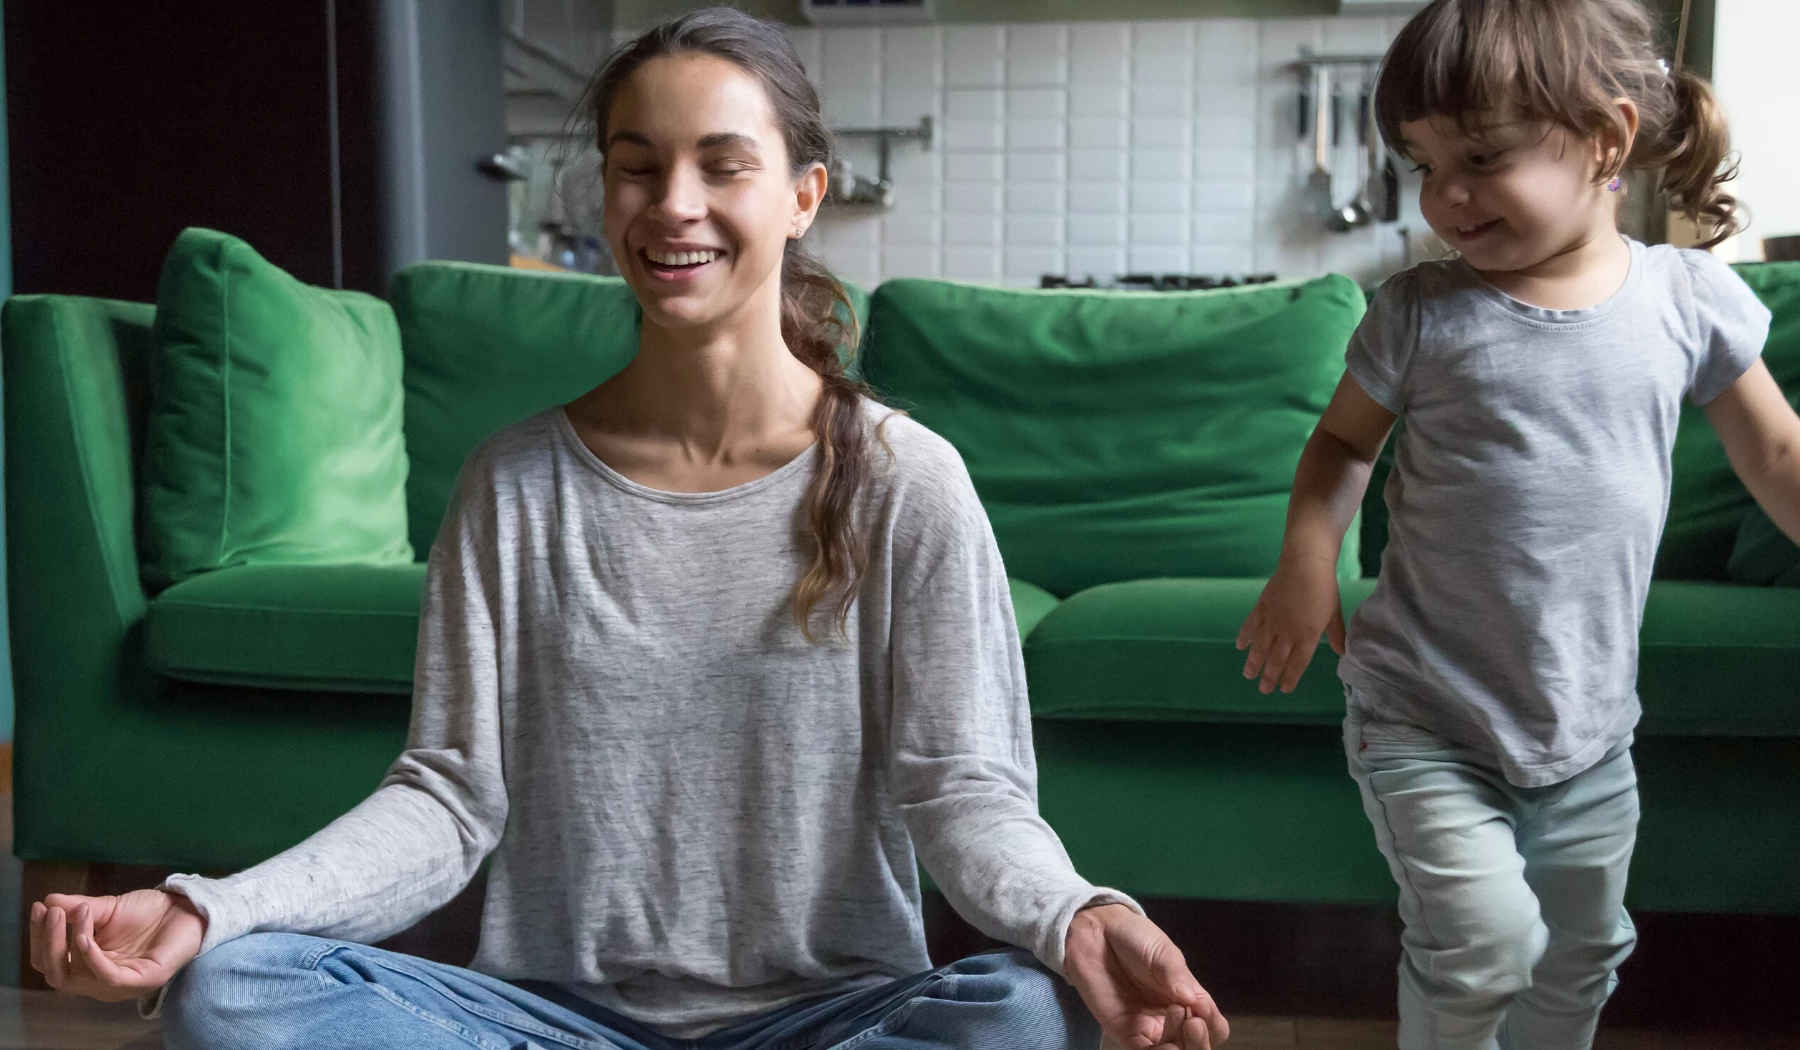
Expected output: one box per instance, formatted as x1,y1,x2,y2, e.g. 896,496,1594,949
1235,559,1346,694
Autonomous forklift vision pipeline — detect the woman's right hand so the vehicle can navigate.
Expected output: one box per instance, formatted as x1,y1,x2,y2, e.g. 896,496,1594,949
30,888,206,1002
1235,557,1346,695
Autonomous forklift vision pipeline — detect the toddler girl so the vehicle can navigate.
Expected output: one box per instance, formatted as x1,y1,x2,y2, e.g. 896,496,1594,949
1236,1,1793,1047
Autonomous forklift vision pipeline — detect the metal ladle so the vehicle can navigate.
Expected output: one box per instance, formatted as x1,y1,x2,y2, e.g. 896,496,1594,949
1324,76,1362,233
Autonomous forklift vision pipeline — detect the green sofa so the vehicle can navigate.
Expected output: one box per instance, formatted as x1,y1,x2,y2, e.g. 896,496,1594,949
6,258,1799,928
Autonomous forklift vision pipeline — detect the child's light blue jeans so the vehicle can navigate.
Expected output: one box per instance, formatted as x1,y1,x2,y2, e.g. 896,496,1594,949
160,935,1099,1050
1345,704,1639,1050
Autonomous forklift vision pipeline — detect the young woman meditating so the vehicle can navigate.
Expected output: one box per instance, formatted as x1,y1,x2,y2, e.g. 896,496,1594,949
29,9,1227,1050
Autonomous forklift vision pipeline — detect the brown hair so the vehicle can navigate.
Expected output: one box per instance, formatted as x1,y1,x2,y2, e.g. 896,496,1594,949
1375,0,1739,247
587,8,875,641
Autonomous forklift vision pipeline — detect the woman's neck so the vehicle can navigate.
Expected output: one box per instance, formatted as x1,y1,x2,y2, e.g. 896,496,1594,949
566,281,825,487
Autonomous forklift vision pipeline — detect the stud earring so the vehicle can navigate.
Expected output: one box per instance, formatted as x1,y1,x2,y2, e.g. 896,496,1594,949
1607,176,1622,192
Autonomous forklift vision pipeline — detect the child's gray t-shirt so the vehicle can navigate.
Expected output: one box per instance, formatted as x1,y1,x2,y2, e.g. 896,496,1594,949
1339,240,1771,787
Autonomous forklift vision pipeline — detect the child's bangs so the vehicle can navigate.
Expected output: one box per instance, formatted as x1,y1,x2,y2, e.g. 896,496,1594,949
1374,0,1624,158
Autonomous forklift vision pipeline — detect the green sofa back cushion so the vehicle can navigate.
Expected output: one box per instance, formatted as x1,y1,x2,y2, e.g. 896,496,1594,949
392,263,642,556
1657,261,1800,579
141,228,412,587
863,276,1367,597
1726,506,1800,587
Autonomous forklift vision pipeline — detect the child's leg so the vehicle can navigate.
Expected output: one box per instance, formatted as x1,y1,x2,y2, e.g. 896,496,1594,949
1499,740,1639,1050
1345,713,1547,1050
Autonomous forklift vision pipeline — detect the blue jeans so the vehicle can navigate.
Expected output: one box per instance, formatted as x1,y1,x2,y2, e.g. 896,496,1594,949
161,934,1100,1050
1345,706,1639,1050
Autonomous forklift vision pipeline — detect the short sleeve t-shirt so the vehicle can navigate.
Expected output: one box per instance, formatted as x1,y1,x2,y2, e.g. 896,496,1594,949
1339,240,1772,787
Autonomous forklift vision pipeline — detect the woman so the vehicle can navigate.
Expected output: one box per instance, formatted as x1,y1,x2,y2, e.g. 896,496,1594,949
29,10,1228,1050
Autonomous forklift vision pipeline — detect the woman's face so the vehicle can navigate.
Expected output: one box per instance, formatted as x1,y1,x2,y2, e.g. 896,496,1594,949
602,53,825,334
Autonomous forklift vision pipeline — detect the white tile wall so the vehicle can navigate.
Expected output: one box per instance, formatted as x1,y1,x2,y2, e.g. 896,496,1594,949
609,17,1420,288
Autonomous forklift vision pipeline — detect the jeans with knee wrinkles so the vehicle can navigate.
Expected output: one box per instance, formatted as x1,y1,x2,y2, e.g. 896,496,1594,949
1345,696,1639,1050
161,933,1101,1050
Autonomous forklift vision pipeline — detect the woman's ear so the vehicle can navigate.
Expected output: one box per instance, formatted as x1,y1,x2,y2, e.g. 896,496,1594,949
792,161,827,239
1599,96,1641,178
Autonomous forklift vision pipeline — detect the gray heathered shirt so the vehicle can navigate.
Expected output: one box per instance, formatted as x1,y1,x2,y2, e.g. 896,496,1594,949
1339,240,1771,787
159,400,1129,1035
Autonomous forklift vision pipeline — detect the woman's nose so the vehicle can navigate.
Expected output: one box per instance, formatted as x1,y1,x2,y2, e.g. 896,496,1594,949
652,165,708,223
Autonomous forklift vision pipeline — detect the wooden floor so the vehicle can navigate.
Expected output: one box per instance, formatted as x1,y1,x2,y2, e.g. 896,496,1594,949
0,992,1795,1050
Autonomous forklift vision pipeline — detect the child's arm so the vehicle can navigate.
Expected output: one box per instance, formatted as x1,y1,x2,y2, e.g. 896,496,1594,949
1705,359,1800,540
1236,375,1397,694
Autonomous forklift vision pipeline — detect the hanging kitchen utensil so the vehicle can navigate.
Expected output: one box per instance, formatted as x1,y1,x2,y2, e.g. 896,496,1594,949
1306,65,1343,229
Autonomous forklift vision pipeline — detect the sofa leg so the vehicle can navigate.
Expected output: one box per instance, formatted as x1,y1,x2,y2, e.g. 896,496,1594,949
19,861,92,991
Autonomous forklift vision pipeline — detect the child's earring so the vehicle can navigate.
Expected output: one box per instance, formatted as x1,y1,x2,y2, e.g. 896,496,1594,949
1607,176,1622,192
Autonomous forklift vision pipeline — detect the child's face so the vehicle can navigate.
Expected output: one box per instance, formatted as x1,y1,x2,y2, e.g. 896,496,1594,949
1399,112,1616,274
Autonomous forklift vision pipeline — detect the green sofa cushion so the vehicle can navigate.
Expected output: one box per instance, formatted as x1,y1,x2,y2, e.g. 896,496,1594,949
393,263,642,557
145,563,427,694
1658,262,1800,579
140,228,412,588
1638,580,1800,734
1026,577,1378,725
863,276,1367,598
1009,577,1060,639
1726,506,1800,587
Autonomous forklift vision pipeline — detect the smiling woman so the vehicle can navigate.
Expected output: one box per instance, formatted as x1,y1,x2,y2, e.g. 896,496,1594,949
25,8,1226,1050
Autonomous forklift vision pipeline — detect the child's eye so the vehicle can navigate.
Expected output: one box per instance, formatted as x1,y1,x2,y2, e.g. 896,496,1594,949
1410,163,1433,176
1468,151,1504,168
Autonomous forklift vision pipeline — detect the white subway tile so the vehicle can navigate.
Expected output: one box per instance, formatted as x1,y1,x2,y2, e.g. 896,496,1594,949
1132,51,1194,85
1128,246,1190,272
1131,87,1194,119
1006,50,1070,87
1070,85,1129,119
1007,88,1067,119
1006,215,1065,245
1067,246,1127,280
1068,182,1128,214
1070,22,1130,55
1194,114,1257,149
784,27,823,77
1006,182,1066,215
1130,150,1191,181
1130,214,1189,245
887,177,942,215
881,245,941,278
945,152,1004,181
1070,117,1129,150
946,26,1005,86
882,26,943,91
1322,16,1392,56
1195,82,1257,118
1194,148,1256,180
823,91,881,128
1069,150,1128,181
1131,21,1193,54
1006,153,1066,182
946,88,1005,119
1005,246,1065,279
883,90,940,126
1193,20,1258,82
1006,119,1067,151
820,214,881,251
1191,212,1256,243
943,118,1004,151
1257,19,1324,76
1131,117,1192,151
1191,179,1256,213
1189,245,1257,274
944,182,1004,214
942,247,1002,281
1130,181,1189,214
943,214,1003,246
822,28,880,87
1070,48,1129,86
820,244,879,285
1068,214,1127,245
1008,24,1069,54
884,214,942,246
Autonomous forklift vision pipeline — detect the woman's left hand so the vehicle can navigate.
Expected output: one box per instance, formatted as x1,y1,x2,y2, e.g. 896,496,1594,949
1063,903,1229,1049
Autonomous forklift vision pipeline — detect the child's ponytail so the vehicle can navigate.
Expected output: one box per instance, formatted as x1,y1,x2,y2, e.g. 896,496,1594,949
1643,69,1739,249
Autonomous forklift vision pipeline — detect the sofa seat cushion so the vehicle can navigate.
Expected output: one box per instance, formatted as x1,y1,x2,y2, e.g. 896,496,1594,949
1639,581,1800,735
146,564,426,694
1010,577,1060,640
1026,578,1377,725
